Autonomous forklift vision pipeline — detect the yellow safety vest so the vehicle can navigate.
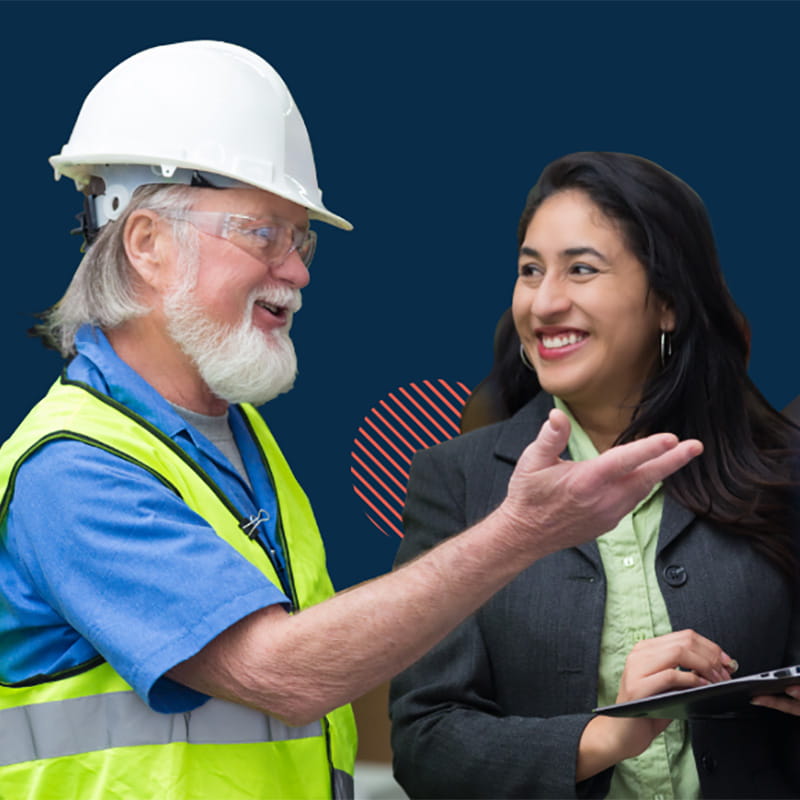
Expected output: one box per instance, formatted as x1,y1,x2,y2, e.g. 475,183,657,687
0,376,357,800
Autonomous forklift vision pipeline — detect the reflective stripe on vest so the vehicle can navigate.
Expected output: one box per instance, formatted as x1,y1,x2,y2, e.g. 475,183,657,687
0,377,357,799
0,683,321,767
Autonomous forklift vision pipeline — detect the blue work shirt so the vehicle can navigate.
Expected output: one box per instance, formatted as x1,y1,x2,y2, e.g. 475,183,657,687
0,326,289,712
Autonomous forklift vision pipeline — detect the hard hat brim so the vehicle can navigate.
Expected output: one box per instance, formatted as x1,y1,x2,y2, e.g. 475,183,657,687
50,155,354,232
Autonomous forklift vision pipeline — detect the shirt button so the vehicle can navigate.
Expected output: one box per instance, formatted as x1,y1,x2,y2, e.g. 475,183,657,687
663,564,687,586
623,556,636,567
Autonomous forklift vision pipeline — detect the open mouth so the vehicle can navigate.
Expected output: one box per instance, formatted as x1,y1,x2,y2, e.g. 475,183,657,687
255,299,286,317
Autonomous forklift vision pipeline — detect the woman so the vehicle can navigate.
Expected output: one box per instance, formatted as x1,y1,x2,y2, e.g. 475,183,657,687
389,152,800,799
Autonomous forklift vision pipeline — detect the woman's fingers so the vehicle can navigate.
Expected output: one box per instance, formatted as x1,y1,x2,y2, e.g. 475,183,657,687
617,629,736,703
751,685,800,716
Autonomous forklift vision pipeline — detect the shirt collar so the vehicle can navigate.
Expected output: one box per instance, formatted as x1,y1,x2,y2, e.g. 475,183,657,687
70,324,206,446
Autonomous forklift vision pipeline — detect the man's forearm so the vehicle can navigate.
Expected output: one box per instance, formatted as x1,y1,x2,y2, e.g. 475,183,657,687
170,501,533,724
170,413,702,723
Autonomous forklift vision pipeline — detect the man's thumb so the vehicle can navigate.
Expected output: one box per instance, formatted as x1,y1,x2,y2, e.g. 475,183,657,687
520,409,571,470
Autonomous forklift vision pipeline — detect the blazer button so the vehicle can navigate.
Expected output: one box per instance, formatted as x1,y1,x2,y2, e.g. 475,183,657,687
700,753,718,773
663,564,687,586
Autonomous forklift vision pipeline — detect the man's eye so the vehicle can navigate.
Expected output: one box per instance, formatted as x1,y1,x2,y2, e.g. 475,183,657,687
243,226,278,246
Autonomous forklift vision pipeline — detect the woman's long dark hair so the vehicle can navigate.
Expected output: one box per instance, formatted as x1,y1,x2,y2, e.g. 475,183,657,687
462,152,798,575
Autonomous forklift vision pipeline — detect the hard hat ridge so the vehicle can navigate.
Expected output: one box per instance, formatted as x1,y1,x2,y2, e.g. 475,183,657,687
50,40,352,236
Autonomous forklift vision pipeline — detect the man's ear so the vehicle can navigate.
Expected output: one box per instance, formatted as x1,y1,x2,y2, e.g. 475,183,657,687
123,210,175,292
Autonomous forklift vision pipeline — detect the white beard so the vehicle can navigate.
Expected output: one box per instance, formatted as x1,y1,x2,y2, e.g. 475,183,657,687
163,266,301,407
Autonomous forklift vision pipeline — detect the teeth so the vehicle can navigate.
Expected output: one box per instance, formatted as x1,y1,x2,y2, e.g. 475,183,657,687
256,300,281,314
541,332,585,349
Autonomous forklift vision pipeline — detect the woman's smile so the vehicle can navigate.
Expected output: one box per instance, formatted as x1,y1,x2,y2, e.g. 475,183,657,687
536,327,589,359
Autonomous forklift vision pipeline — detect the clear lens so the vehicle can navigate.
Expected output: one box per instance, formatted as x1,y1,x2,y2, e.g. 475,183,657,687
169,211,316,268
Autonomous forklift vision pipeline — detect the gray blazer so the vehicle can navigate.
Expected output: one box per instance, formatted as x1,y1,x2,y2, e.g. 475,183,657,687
390,392,800,799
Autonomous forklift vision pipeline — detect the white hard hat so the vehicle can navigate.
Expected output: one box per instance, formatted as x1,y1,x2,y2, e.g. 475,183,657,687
50,40,352,235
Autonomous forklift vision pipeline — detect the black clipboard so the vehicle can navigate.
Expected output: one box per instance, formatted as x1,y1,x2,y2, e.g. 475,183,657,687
593,664,800,719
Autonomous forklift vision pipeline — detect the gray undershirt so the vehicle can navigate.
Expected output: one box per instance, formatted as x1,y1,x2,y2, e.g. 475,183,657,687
169,402,252,489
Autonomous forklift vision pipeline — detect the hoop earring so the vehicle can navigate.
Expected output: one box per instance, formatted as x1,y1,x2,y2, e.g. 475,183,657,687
520,343,536,372
660,330,672,368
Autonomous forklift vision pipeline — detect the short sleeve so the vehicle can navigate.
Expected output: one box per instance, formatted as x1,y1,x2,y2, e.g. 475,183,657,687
4,439,288,712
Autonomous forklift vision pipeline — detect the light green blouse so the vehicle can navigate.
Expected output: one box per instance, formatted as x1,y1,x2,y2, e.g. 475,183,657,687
554,398,700,800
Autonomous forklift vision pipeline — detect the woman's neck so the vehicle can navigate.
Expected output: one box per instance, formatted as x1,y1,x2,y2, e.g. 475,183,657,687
562,399,635,453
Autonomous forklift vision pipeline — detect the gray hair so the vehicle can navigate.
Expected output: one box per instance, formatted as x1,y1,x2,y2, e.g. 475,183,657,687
37,183,198,356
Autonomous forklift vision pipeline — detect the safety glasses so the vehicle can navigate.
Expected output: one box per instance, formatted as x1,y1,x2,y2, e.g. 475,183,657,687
166,211,317,268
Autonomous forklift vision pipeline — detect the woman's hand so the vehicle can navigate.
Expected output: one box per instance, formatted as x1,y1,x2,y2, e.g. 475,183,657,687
751,685,800,716
616,628,736,704
577,629,736,782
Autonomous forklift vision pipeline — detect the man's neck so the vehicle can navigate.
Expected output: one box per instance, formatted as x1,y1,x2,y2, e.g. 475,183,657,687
105,318,228,416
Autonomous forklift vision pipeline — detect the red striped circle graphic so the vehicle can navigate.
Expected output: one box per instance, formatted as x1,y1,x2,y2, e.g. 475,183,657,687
351,379,471,537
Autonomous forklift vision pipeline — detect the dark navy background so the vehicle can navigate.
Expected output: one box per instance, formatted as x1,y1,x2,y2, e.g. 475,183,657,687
2,1,798,590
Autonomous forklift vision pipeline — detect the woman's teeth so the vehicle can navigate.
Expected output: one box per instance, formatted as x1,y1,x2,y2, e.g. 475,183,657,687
540,332,586,349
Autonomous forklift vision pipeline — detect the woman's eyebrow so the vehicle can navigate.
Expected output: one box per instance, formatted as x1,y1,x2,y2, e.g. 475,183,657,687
519,245,609,263
563,246,609,263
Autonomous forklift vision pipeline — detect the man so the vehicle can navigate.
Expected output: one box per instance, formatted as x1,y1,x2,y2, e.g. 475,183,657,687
0,41,702,799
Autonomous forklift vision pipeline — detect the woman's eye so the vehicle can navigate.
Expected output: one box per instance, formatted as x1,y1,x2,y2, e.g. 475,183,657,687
570,263,598,276
519,263,543,278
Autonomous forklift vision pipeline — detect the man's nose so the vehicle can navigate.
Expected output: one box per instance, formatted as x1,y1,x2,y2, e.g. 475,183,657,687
273,249,311,289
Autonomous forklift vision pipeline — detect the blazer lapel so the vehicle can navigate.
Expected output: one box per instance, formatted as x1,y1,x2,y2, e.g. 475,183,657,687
657,493,696,555
492,393,602,569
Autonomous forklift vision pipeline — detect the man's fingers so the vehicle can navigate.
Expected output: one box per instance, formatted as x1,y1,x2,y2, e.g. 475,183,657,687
633,439,704,485
503,423,703,557
590,435,703,490
572,437,703,535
